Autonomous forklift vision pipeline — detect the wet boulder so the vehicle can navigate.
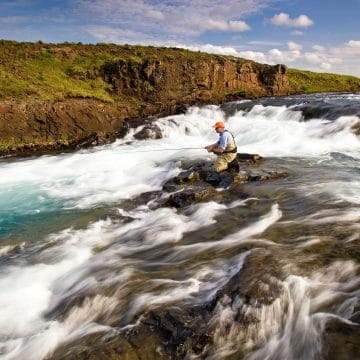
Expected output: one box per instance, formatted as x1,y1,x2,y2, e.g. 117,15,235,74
134,124,162,140
324,318,360,360
175,169,200,184
236,153,263,165
199,169,222,186
166,187,215,208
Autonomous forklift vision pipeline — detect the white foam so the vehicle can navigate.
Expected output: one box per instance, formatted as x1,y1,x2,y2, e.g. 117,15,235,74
173,204,281,259
128,251,250,318
226,106,360,158
0,219,122,360
0,200,235,359
0,242,25,256
1,104,358,212
207,260,359,360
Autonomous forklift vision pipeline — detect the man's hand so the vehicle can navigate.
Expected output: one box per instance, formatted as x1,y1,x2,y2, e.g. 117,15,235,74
212,146,224,154
205,144,224,154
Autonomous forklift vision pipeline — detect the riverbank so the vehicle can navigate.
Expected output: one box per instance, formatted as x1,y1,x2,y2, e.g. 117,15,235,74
1,41,359,157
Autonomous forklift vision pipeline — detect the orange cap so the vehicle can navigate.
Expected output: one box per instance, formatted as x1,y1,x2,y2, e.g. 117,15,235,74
212,121,225,129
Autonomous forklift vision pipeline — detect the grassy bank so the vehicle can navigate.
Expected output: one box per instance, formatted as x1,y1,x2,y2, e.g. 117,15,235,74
0,40,359,102
287,68,360,93
0,40,231,102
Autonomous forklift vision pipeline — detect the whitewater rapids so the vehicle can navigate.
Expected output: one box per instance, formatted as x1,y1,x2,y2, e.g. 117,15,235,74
0,93,359,359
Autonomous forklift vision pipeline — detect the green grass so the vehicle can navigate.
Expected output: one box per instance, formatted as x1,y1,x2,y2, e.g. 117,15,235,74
0,40,359,101
288,68,360,93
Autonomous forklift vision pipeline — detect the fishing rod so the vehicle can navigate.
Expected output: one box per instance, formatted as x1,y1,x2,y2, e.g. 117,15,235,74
117,147,203,154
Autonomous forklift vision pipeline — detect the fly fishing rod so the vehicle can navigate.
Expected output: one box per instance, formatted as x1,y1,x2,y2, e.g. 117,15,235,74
117,147,203,154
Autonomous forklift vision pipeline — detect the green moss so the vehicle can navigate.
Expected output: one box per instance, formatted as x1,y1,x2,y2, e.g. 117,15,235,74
143,81,155,92
1,141,12,150
127,56,142,66
165,54,175,61
143,55,160,64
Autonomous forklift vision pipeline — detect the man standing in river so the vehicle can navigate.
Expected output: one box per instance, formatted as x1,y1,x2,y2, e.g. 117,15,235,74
205,121,237,172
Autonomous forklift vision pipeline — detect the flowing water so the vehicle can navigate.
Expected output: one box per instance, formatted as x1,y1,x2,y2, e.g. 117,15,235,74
0,93,359,359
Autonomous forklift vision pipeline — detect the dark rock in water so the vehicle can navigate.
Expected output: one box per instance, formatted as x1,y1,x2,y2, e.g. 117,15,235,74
210,250,284,311
200,170,222,186
236,153,263,165
162,179,178,192
323,318,360,360
175,169,200,184
167,188,214,208
133,190,162,206
217,174,234,189
175,103,189,114
134,124,162,140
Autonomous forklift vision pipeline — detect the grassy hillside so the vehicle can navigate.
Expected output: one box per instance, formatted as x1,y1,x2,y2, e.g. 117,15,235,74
0,40,236,102
287,68,360,93
0,40,359,102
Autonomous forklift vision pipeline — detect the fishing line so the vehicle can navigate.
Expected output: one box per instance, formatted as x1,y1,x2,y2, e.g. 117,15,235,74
117,147,203,154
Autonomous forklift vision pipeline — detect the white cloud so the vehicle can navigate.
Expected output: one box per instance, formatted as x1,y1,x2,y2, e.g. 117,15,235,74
181,43,240,56
312,45,325,52
78,0,275,40
271,13,314,28
287,40,302,51
145,9,164,20
168,39,360,77
228,20,251,32
85,26,156,44
247,40,283,46
291,30,304,36
202,19,250,32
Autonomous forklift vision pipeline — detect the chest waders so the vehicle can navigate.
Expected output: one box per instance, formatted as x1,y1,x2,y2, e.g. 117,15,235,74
214,130,238,172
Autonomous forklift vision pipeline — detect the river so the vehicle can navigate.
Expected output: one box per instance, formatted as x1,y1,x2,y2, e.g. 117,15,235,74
0,93,359,359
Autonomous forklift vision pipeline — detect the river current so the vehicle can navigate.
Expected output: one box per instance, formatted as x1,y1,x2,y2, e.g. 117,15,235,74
0,93,359,359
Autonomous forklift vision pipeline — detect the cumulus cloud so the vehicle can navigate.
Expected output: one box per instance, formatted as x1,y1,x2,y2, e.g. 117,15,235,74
271,13,314,28
78,0,275,40
202,19,250,32
167,39,360,77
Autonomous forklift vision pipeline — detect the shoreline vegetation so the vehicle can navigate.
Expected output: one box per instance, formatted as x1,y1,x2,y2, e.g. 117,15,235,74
0,40,359,156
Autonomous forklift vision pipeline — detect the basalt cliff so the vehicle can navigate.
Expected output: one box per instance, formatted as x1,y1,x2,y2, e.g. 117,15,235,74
0,41,359,156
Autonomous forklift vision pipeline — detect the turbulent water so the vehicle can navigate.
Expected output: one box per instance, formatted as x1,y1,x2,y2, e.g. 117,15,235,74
0,93,359,359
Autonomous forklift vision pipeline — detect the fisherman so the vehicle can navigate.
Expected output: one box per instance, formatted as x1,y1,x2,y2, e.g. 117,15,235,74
205,121,237,172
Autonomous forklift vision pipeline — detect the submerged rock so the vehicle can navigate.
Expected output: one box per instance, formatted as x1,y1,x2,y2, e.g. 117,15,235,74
133,124,162,140
166,187,216,208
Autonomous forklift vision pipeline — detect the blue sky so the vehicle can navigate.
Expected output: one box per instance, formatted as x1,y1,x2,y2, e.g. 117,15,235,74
0,0,359,76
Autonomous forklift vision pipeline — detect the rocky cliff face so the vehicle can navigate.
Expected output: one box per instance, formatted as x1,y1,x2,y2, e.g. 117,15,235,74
102,56,289,103
0,46,289,156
